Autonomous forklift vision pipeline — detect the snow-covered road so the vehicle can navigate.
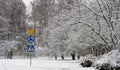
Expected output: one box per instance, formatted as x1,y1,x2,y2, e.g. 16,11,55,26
0,59,96,70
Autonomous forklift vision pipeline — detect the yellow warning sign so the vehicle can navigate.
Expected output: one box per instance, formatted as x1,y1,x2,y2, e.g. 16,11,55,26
27,29,35,36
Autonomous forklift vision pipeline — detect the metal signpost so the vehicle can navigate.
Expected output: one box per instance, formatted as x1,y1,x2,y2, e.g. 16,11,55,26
27,28,35,66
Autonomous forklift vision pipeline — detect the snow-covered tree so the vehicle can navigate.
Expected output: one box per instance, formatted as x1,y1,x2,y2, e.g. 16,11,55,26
31,0,120,59
0,40,18,59
78,0,120,55
0,0,26,58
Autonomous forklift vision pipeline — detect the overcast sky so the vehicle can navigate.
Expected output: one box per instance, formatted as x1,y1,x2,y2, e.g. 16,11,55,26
22,0,33,15
23,0,33,5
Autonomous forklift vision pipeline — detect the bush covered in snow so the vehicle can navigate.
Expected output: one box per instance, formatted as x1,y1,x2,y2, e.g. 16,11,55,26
80,50,120,70
80,54,97,67
94,50,120,70
81,60,93,67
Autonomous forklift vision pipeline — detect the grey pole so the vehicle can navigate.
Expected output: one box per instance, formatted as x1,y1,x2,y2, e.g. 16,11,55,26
30,52,32,66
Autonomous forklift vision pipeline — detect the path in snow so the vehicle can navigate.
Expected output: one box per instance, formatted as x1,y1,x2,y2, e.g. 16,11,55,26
0,59,95,70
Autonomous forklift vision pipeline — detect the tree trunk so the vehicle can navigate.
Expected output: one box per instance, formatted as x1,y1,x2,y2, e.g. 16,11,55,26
9,51,13,59
4,50,8,59
77,55,80,59
71,52,75,60
55,55,57,60
7,51,9,59
61,54,64,60
6,50,13,59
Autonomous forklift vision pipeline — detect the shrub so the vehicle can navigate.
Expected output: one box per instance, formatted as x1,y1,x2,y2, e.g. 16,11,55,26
93,50,120,70
95,63,120,70
79,54,96,67
95,63,112,70
81,59,93,67
111,65,120,70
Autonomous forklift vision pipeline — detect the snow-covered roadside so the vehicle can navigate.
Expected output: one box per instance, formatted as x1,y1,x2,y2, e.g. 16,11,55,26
0,59,95,70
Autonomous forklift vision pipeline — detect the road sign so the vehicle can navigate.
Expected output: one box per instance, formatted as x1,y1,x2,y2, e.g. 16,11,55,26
27,45,35,52
27,36,34,43
27,29,35,36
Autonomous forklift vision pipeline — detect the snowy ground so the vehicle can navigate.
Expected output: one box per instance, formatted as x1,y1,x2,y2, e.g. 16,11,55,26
0,58,96,70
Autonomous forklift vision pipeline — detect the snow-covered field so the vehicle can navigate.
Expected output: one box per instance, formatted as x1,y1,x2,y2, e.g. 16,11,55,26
0,59,95,70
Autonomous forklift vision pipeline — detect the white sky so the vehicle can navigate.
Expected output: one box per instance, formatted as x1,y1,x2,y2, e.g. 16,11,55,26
22,0,59,15
23,0,33,5
22,0,33,15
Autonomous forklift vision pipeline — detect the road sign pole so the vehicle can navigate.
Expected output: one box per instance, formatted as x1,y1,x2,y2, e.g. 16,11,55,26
27,27,35,66
30,52,32,66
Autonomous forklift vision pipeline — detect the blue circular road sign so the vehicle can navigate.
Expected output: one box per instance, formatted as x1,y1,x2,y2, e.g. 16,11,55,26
27,36,34,43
